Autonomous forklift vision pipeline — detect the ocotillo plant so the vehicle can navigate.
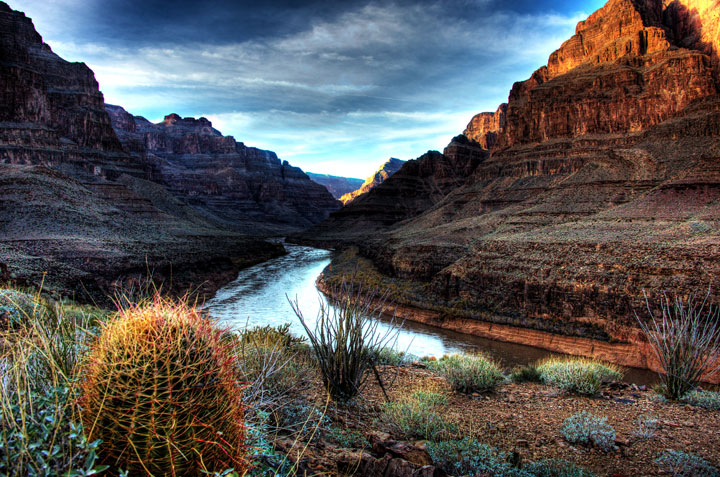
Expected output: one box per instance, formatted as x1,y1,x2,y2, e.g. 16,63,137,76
637,289,720,399
80,295,247,475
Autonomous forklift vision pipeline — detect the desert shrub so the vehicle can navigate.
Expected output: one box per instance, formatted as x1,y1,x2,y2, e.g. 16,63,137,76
290,279,402,402
274,401,330,437
373,347,417,366
524,458,594,477
655,450,719,477
382,391,455,440
238,323,306,350
0,288,46,329
244,413,294,477
536,357,622,395
681,390,720,410
636,290,720,400
326,427,370,449
0,291,105,475
426,437,530,477
432,353,505,393
509,364,542,383
560,411,616,452
649,393,669,403
233,323,314,410
0,386,107,476
632,414,659,441
80,295,248,475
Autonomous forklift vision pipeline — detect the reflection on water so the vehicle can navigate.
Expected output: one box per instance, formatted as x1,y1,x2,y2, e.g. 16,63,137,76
206,243,655,385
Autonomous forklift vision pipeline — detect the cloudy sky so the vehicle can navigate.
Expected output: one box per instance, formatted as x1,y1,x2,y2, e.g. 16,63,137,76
19,0,604,178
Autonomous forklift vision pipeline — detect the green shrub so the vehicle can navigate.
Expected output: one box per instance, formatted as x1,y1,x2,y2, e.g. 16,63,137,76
432,353,505,393
233,324,314,409
373,347,417,366
245,413,293,477
275,402,330,438
655,450,719,477
509,364,542,383
0,291,105,475
636,290,720,400
80,296,248,475
560,411,616,452
326,427,370,449
238,323,306,350
426,438,530,476
681,390,720,410
537,357,622,395
649,386,670,403
632,414,659,441
381,391,455,440
290,279,402,402
0,288,46,329
0,386,107,476
524,458,594,477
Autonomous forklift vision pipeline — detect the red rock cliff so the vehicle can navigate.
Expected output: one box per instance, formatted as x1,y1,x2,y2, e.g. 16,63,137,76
463,104,507,150
305,0,720,372
499,0,717,148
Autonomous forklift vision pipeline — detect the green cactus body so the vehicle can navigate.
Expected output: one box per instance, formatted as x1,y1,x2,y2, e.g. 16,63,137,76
80,297,247,476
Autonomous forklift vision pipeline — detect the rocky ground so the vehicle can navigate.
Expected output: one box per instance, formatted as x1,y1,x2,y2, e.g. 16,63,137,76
275,364,720,477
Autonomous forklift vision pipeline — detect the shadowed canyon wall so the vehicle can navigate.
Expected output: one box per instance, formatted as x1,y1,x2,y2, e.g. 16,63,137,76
0,1,337,299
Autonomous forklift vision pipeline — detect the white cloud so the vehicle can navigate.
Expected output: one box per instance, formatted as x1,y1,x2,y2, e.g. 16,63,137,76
16,0,594,178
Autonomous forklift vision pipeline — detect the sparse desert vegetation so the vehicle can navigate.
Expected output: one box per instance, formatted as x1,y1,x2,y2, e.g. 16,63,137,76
2,281,720,476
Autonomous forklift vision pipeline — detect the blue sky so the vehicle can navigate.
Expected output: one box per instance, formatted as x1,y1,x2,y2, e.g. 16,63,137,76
18,0,605,178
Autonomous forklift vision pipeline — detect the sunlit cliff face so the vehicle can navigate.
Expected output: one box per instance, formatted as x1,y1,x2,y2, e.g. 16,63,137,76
663,0,720,63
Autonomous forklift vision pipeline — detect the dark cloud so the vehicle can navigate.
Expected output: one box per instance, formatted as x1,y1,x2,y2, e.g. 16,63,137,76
17,0,605,178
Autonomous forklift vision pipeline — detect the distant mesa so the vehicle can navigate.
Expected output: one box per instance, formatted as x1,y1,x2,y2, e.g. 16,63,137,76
306,172,364,199
339,157,406,204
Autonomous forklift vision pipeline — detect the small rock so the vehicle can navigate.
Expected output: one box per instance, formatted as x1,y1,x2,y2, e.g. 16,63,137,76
613,398,635,404
615,437,630,446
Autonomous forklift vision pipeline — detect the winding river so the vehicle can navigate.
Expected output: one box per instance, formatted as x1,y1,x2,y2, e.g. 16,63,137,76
206,243,654,384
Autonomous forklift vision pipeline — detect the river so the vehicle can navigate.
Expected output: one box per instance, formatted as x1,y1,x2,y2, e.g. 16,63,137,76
206,243,655,384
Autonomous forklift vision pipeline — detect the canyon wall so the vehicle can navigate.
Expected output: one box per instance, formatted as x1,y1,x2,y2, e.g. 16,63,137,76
305,0,720,368
0,2,336,300
106,106,340,234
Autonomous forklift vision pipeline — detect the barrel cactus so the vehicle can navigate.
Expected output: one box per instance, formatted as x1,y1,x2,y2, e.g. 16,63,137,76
80,296,247,475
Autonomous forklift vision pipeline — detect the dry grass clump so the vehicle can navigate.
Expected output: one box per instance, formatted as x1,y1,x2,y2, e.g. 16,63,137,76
536,357,622,395
80,295,248,475
382,390,455,440
431,353,505,393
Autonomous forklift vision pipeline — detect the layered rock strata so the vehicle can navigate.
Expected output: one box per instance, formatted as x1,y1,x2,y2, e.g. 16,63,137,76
0,2,330,299
302,137,487,243
106,106,341,234
305,0,720,373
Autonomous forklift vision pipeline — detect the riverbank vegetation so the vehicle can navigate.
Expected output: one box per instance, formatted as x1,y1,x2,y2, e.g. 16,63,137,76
1,282,720,476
